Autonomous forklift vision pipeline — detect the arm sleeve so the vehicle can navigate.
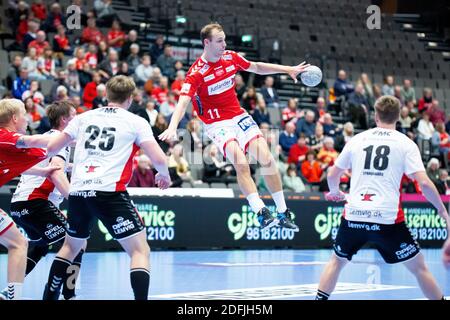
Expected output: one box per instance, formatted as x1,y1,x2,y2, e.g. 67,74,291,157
404,141,426,175
232,51,251,71
179,72,201,98
135,117,156,146
334,139,353,170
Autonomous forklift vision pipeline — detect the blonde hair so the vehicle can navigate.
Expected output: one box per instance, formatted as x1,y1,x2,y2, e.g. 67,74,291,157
374,95,400,124
0,99,24,126
106,76,136,104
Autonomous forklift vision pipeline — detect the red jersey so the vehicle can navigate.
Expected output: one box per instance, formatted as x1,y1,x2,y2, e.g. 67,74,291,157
180,50,251,124
0,129,46,187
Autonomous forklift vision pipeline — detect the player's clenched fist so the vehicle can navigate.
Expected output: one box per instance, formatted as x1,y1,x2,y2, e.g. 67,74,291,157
155,173,171,190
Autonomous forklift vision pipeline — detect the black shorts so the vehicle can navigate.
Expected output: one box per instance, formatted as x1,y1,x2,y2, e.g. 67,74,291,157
10,199,68,244
333,218,420,264
67,191,144,240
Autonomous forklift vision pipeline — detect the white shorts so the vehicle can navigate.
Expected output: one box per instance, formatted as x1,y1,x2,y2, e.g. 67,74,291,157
0,208,14,236
204,112,263,157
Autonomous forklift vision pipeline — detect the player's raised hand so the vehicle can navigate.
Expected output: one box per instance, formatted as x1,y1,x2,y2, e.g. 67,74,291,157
155,173,171,190
158,127,178,142
289,61,311,83
325,190,346,202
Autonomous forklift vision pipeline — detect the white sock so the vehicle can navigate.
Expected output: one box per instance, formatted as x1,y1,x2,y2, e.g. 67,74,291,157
246,193,265,214
7,282,23,300
272,191,287,213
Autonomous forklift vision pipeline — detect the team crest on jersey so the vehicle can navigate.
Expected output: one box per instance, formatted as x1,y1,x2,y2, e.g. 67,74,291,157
85,163,100,173
215,69,225,77
361,192,376,202
199,64,210,75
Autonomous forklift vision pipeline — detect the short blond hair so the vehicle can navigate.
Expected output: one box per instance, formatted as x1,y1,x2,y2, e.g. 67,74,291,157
0,99,24,127
374,95,400,124
106,75,136,104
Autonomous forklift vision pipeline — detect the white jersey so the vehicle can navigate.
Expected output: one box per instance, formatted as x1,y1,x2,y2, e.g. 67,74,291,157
64,106,155,192
335,128,424,224
11,129,70,208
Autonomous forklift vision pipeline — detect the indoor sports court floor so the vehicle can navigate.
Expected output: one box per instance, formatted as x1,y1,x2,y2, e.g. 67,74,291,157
1,249,449,300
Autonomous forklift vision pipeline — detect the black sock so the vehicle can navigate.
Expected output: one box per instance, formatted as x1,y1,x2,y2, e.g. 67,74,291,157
62,249,85,300
43,257,72,300
315,289,330,300
130,268,150,300
25,244,49,275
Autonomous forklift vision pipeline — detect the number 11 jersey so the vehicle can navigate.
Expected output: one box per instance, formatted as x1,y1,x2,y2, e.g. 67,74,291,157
335,128,425,224
63,106,155,193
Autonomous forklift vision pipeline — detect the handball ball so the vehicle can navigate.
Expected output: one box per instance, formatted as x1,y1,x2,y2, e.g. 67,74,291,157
300,65,322,87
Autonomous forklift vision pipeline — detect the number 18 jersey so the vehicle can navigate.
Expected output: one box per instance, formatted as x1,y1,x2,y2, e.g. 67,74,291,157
63,107,155,193
335,128,424,224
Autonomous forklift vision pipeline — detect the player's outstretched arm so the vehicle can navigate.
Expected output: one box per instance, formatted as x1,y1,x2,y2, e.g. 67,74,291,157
140,139,171,189
159,95,191,142
16,134,52,149
410,171,450,232
47,156,70,199
23,163,62,177
47,132,73,159
246,61,311,83
325,165,346,202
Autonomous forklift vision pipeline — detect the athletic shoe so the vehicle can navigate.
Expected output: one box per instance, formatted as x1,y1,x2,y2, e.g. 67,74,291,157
277,209,299,232
257,207,278,230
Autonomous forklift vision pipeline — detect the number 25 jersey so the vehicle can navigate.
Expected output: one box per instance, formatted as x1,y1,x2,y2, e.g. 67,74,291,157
335,128,424,224
63,107,155,192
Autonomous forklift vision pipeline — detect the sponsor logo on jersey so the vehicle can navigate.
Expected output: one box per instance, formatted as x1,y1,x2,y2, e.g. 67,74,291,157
237,115,257,132
347,208,383,219
347,221,381,231
222,54,232,61
10,209,30,218
361,192,376,201
225,65,236,73
2,169,9,174
180,83,191,94
199,64,210,75
204,74,215,82
102,107,118,114
395,242,417,260
215,69,225,77
45,224,65,240
207,74,235,95
70,190,97,198
112,216,135,235
85,164,100,173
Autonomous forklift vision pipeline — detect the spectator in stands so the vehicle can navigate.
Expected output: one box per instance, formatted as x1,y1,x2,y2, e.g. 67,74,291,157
398,106,414,137
203,144,234,183
116,61,131,77
279,122,297,155
435,169,449,195
128,154,156,188
37,48,57,79
97,40,109,64
159,91,177,120
301,150,325,185
126,44,141,73
357,73,374,107
283,164,306,193
295,110,316,137
308,97,326,122
260,76,280,108
74,47,87,71
288,134,309,165
92,83,108,109
28,30,49,57
53,24,73,56
66,59,81,97
152,113,170,153
23,96,45,134
333,69,354,98
82,71,101,109
149,34,165,64
347,83,369,129
394,85,404,106
12,1,29,38
120,29,139,61
22,18,39,52
81,17,104,46
426,158,441,183
171,70,185,101
307,123,325,152
31,0,46,21
417,112,435,141
186,118,203,152
382,75,395,96
435,122,450,169
149,67,162,87
128,89,145,114
446,116,450,135
21,80,44,103
55,85,69,102
418,87,433,113
334,122,354,152
169,144,196,187
94,0,117,27
7,55,22,90
85,43,99,70
252,98,271,126
241,86,261,113
42,3,65,33
235,73,246,101
107,19,126,50
317,136,338,166
427,99,446,126
98,48,121,81
12,67,30,99
134,54,154,87
22,47,45,80
152,76,169,104
156,45,176,80
259,122,276,148
322,113,339,138
49,69,69,101
282,98,298,126
136,100,158,127
401,79,416,105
